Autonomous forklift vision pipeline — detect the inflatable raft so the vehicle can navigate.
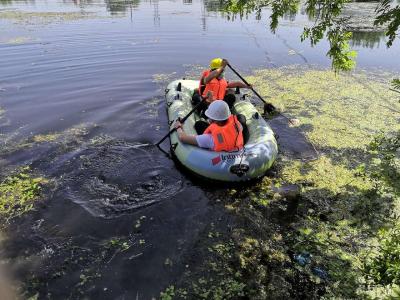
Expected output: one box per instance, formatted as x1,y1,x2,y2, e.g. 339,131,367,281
165,80,278,182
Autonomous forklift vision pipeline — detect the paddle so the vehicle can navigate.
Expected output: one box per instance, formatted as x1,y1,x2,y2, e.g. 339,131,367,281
227,63,276,114
226,64,320,160
227,63,298,126
156,97,207,147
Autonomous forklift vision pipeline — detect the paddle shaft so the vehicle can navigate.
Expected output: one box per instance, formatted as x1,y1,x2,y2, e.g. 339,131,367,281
227,63,270,105
156,97,206,146
227,63,298,125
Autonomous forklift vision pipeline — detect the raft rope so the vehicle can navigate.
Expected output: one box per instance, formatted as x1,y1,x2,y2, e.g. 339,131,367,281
238,146,246,172
233,118,247,176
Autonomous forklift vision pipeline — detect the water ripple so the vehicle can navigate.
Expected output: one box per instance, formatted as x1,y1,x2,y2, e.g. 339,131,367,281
61,140,183,218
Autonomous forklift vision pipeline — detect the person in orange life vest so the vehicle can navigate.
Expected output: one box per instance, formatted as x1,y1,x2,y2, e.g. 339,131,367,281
192,58,252,115
174,100,244,151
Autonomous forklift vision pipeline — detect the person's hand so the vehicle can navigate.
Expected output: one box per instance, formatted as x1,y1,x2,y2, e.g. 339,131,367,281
206,91,213,103
222,59,228,67
175,120,183,130
246,83,253,89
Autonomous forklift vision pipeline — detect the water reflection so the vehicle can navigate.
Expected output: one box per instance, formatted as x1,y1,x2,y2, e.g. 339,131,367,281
104,0,141,15
350,31,386,49
204,0,225,13
0,0,222,13
0,0,35,5
0,0,395,50
152,0,160,26
0,0,141,13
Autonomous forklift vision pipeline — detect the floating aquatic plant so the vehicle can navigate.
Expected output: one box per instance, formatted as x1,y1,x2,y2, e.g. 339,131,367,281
0,167,48,223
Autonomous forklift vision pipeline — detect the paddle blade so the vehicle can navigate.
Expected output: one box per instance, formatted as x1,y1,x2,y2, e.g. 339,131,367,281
264,102,276,114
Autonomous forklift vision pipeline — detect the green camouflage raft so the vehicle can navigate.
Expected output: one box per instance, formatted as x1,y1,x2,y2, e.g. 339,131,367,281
165,80,278,182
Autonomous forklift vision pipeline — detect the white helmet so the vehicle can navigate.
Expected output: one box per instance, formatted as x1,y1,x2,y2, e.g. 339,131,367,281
205,100,231,121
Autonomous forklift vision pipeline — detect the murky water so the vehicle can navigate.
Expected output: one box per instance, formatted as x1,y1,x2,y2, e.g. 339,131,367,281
0,0,399,298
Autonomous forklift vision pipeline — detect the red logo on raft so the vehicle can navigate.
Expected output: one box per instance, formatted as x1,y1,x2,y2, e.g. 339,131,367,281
211,156,222,165
211,152,257,166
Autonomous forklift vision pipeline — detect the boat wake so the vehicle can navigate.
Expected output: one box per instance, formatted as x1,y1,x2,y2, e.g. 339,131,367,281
59,140,183,218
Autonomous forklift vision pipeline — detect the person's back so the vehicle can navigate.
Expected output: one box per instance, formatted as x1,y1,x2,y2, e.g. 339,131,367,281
204,114,244,152
192,58,252,112
175,100,244,152
199,59,228,101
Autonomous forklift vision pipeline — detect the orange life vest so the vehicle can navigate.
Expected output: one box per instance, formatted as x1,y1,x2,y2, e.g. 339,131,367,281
199,70,228,100
204,115,244,152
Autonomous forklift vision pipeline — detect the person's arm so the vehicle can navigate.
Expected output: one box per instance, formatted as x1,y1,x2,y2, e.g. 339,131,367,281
205,90,213,103
227,81,252,89
204,59,228,84
175,121,198,146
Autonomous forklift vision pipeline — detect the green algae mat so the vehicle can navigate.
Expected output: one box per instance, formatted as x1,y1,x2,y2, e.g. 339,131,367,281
0,167,48,224
160,66,400,299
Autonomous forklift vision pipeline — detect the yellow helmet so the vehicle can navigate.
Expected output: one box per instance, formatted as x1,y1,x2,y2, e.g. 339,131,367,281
210,58,223,69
